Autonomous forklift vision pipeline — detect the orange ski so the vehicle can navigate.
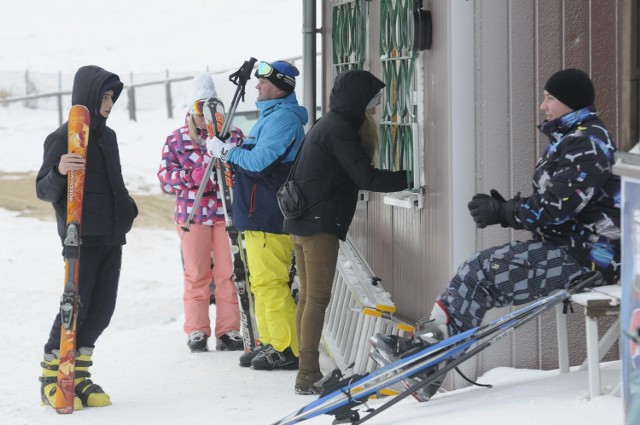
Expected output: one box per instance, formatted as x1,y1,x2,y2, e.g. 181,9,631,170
55,105,90,414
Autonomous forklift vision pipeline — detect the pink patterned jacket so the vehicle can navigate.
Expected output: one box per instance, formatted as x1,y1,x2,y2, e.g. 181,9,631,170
157,121,243,225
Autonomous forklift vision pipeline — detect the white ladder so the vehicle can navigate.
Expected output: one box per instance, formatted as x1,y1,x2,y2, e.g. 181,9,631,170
321,235,413,376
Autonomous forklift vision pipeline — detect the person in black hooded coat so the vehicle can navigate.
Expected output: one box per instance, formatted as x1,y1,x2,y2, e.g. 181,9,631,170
283,70,407,394
36,65,137,409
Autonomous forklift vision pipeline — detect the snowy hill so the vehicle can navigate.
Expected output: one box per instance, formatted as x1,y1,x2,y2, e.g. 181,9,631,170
0,1,624,424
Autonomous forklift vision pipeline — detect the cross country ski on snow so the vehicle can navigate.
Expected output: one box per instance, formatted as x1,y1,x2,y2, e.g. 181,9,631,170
55,104,90,414
271,271,601,425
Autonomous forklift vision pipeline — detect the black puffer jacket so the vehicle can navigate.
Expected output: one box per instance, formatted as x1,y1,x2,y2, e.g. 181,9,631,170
283,70,407,240
36,65,137,246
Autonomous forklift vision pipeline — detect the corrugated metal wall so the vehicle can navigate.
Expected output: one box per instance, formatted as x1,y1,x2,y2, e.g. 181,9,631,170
322,0,623,386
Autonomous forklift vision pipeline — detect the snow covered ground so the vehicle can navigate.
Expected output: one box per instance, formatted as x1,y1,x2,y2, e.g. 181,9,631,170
0,1,625,424
0,207,624,425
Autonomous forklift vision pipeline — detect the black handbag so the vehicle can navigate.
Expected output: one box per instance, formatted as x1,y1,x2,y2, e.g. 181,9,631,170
277,145,310,219
277,137,333,219
277,179,308,219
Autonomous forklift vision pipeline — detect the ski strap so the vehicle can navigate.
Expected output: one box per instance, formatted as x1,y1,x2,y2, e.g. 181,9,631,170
454,366,492,388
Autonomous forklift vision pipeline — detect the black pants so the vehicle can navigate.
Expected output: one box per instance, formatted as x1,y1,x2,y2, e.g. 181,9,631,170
45,245,122,353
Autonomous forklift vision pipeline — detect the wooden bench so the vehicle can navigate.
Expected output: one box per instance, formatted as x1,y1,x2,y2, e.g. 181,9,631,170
555,284,621,399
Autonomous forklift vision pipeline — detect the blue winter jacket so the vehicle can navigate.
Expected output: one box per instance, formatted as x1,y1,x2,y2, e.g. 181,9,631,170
226,92,308,233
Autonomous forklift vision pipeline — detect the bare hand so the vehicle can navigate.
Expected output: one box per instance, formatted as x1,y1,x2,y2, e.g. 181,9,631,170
58,153,85,175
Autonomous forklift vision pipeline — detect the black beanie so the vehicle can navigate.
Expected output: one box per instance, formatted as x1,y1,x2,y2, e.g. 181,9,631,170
543,68,595,111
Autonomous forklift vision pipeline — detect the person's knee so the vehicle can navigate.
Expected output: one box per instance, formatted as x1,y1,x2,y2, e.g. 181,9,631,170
306,294,331,309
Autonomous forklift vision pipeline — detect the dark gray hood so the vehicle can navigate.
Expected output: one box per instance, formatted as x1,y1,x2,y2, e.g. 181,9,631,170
329,70,385,128
72,65,123,132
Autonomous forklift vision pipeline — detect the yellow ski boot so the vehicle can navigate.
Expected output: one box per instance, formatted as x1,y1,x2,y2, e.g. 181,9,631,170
74,347,111,407
39,350,83,410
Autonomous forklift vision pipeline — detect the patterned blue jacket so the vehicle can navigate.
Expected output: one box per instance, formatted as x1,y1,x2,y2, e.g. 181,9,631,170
226,92,308,233
514,106,621,284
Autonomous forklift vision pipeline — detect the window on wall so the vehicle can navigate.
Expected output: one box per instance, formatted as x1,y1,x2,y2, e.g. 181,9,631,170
332,0,367,72
331,0,423,208
379,0,423,206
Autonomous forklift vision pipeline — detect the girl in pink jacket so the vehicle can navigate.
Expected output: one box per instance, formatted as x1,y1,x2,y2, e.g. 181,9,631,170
158,73,244,352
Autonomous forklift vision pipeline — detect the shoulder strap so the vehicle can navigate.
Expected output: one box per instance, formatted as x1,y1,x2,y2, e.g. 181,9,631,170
285,139,304,182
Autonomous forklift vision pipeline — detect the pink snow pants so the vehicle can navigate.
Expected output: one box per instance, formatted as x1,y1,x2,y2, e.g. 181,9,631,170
178,222,240,338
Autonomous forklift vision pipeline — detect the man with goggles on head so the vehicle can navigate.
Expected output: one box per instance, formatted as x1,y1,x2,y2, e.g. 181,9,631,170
207,60,308,371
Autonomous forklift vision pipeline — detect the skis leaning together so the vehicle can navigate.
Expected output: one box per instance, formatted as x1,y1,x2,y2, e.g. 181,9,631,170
55,105,90,414
202,97,258,351
271,271,602,425
180,58,259,351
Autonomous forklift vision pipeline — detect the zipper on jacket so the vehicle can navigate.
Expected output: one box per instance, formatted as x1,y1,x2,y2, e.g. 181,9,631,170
248,183,257,217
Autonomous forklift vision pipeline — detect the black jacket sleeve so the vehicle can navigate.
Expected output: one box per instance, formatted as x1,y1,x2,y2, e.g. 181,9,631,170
330,131,407,193
36,126,68,203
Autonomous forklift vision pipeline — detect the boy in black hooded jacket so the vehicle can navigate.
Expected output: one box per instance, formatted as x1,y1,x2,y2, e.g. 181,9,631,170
36,65,137,409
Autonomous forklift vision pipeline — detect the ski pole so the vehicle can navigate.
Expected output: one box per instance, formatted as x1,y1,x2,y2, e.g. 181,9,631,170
181,57,257,233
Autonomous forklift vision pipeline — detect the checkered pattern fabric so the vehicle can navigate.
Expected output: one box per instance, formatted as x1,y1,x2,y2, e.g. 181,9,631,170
439,240,595,333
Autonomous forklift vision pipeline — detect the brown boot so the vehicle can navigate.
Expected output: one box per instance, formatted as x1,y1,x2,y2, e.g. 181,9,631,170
295,351,323,395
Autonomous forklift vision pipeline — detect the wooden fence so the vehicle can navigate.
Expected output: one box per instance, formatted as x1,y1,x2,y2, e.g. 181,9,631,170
0,56,306,125
1,72,227,125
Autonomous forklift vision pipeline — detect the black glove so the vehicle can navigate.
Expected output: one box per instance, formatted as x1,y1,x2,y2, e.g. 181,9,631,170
468,188,524,230
468,190,505,229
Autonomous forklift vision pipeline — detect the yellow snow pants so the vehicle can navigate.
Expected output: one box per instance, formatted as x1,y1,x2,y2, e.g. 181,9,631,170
245,231,298,356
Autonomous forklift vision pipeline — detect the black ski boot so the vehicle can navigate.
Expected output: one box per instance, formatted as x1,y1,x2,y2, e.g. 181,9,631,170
188,331,209,352
216,330,244,351
369,332,446,402
251,345,299,370
239,343,267,367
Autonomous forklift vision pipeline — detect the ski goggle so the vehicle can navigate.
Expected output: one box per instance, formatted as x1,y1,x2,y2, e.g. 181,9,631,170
255,61,275,78
192,99,206,116
255,61,296,91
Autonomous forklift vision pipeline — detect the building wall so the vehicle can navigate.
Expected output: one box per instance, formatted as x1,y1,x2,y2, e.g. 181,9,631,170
321,0,622,385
